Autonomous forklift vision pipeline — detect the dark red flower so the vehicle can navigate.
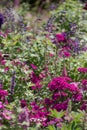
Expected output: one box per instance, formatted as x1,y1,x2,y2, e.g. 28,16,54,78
20,100,27,108
83,3,87,10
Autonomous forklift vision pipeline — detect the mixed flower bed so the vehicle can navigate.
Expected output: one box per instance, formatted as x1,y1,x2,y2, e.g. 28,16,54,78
0,0,87,130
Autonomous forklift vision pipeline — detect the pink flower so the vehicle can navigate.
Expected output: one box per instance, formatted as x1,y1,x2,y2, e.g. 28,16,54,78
30,64,37,70
2,109,12,120
1,60,6,65
4,66,9,72
0,101,4,109
49,53,54,57
56,33,66,42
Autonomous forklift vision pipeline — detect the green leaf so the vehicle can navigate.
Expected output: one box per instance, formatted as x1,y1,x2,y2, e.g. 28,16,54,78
50,109,65,118
48,125,56,130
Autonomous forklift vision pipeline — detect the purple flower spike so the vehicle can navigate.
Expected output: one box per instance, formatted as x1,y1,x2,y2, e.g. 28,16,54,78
0,13,4,28
10,71,16,95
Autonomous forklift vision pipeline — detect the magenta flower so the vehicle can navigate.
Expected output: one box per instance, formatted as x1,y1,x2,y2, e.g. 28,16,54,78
48,76,70,91
30,72,40,84
30,64,37,70
20,99,27,108
59,47,71,58
75,93,82,101
4,66,9,72
48,120,55,125
81,102,87,110
49,53,54,57
44,98,52,106
0,89,8,97
78,67,87,73
82,79,87,90
1,60,6,65
52,92,61,100
56,33,66,42
63,51,71,57
54,100,68,111
31,82,42,90
69,83,79,92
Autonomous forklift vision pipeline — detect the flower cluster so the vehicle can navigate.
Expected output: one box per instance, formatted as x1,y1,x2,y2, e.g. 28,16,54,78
47,76,83,111
48,76,71,91
30,71,45,90
19,101,48,128
0,89,8,97
78,67,87,73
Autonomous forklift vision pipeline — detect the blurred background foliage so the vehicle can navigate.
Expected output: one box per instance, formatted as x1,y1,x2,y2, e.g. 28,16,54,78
0,0,86,11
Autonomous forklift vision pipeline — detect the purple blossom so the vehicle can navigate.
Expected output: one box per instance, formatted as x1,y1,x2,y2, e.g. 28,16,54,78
10,71,15,95
18,107,30,127
44,98,52,106
81,101,87,110
54,100,68,111
0,14,4,28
